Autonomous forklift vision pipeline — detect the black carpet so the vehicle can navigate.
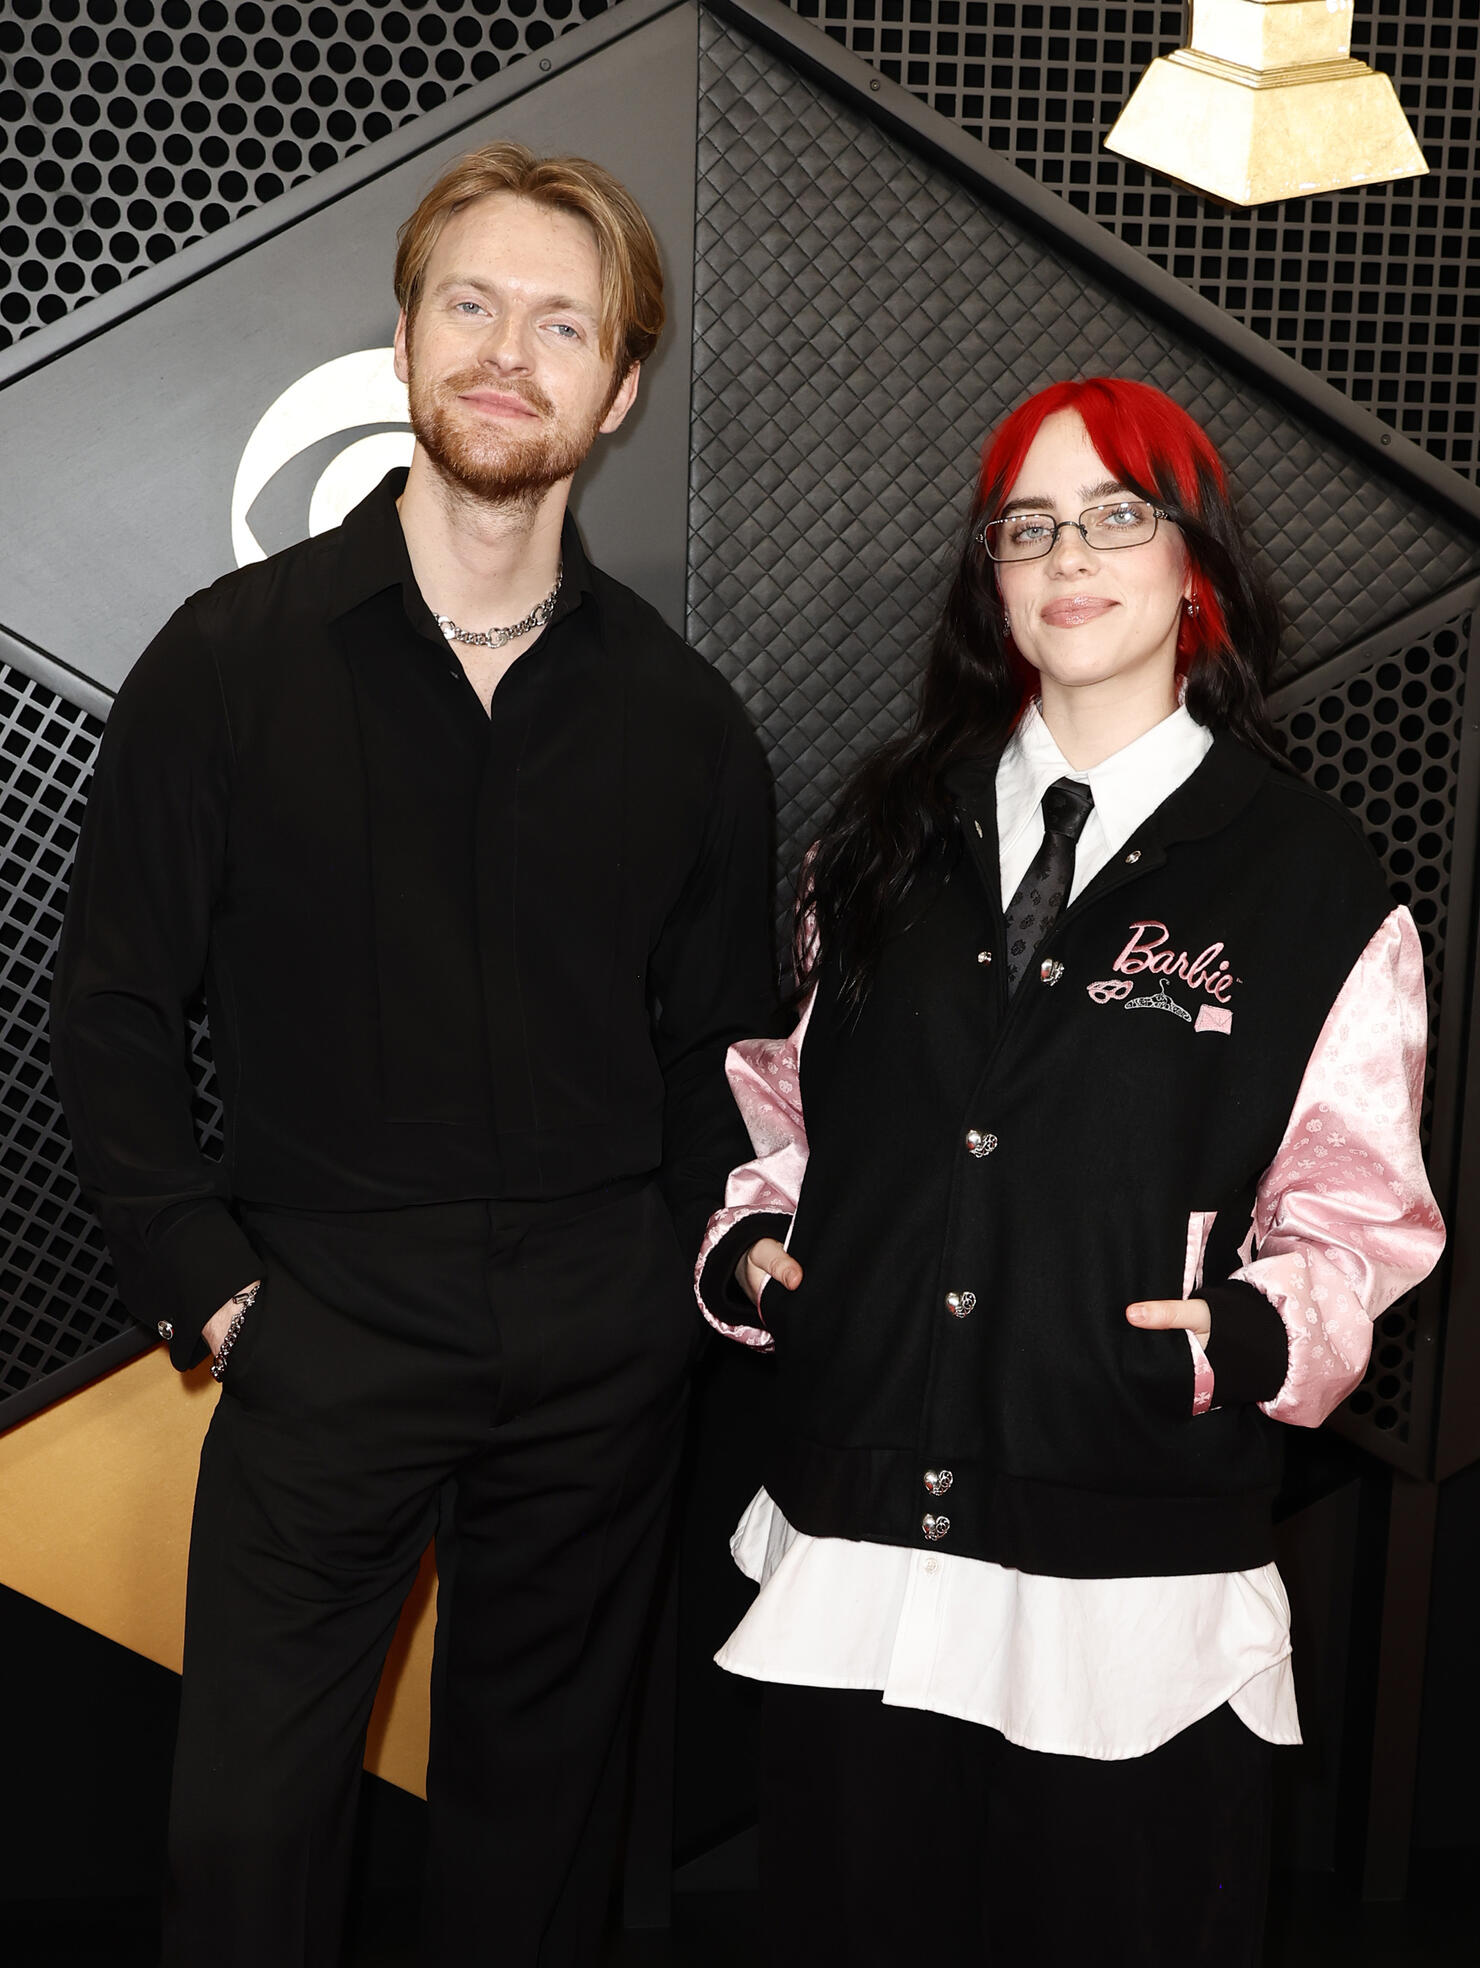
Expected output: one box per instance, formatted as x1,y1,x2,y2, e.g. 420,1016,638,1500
3,1854,1476,1968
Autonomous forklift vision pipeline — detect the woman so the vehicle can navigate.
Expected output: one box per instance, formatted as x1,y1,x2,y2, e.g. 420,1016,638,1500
695,378,1444,1967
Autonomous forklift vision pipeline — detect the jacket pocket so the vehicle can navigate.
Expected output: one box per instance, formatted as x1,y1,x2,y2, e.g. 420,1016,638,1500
755,1272,782,1342
756,1256,803,1346
218,1269,269,1395
1121,1320,1197,1424
1182,1210,1217,1300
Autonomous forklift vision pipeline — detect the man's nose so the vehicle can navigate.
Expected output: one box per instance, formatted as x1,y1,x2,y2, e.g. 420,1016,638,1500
478,313,533,370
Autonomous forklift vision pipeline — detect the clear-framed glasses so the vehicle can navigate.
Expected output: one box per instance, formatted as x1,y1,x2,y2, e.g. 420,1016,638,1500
979,498,1166,563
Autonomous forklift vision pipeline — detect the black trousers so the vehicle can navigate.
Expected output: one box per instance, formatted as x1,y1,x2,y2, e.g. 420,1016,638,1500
163,1180,697,1968
760,1684,1274,1968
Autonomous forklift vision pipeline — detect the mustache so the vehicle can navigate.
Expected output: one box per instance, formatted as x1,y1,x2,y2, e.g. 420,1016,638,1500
435,369,555,420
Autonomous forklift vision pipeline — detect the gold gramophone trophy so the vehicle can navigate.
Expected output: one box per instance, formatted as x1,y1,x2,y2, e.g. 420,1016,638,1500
1105,0,1427,207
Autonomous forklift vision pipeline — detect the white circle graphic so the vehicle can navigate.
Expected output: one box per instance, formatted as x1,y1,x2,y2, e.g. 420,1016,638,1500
231,348,412,567
307,430,416,538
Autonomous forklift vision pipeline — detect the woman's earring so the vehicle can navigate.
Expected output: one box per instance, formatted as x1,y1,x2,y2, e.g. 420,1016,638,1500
1003,610,1012,632
1184,592,1200,620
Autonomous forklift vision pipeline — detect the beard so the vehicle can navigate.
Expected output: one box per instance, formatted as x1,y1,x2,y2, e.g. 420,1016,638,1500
406,358,605,507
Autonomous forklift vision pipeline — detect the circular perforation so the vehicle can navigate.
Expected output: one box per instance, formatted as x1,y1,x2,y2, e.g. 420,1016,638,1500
1280,615,1468,1075
0,0,619,349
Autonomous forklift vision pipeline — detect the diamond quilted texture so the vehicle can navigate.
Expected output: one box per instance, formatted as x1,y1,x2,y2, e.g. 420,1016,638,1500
689,17,1480,942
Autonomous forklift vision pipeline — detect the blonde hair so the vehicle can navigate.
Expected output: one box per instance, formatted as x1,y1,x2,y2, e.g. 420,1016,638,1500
394,141,664,374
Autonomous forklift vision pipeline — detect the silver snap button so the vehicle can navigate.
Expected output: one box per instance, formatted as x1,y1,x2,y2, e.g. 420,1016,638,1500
156,1319,174,1341
944,1290,977,1319
964,1129,998,1158
1125,849,1142,864
977,949,992,965
924,1469,954,1496
922,1513,951,1542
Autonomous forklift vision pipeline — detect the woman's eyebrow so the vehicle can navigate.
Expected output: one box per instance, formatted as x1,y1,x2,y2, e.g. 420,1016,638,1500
998,479,1132,517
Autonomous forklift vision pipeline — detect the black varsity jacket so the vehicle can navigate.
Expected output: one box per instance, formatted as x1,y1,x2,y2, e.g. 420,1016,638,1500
696,735,1444,1580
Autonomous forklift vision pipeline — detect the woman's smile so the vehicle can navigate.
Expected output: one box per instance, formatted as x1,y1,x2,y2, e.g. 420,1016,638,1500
1039,594,1119,627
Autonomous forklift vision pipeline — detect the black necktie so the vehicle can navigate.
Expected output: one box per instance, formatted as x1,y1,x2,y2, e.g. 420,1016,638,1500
1003,777,1095,993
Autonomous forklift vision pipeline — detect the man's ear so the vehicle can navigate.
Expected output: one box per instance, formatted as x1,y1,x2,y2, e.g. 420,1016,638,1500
599,362,641,435
393,308,410,386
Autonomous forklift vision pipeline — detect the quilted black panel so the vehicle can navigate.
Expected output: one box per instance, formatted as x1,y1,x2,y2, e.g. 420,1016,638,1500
689,12,1480,941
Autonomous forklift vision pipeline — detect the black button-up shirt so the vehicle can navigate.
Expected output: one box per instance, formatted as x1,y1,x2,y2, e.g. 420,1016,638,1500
52,472,775,1363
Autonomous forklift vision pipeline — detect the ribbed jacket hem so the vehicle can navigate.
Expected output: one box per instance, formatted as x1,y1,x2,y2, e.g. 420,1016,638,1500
766,1435,1278,1579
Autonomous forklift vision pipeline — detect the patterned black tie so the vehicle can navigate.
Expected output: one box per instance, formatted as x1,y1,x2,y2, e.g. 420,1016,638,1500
1003,777,1096,994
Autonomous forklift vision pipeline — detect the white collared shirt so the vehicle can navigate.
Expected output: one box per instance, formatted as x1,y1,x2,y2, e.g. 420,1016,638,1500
715,703,1301,1760
996,697,1212,908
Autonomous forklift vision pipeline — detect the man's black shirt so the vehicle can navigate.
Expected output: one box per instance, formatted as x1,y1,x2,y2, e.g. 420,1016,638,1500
52,472,775,1365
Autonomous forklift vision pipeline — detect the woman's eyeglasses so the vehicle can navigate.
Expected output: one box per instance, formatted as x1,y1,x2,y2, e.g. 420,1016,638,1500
979,498,1167,563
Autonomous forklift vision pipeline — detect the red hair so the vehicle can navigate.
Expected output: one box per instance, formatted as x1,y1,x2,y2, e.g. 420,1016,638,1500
977,377,1230,668
796,377,1284,1005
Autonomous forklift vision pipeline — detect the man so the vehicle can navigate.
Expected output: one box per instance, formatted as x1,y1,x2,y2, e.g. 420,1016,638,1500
51,143,774,1967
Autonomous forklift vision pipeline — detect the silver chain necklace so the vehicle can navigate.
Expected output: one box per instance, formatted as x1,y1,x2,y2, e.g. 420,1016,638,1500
435,566,562,650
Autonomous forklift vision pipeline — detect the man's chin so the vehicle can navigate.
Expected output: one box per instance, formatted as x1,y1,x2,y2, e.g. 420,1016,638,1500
414,425,591,506
436,456,569,503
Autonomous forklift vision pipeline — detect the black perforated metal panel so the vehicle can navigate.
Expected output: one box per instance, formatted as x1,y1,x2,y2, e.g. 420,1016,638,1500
0,657,222,1425
781,0,1479,482
0,0,622,349
1281,616,1468,1101
0,666,126,1407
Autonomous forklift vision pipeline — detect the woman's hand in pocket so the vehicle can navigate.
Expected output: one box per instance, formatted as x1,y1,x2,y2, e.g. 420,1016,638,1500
1126,1297,1211,1346
739,1238,803,1310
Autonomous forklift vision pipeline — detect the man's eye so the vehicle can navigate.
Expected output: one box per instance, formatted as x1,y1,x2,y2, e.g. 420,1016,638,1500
546,321,580,339
454,301,485,316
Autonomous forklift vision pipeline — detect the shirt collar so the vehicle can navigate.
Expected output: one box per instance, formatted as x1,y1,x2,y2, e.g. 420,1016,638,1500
326,467,594,639
999,699,1214,858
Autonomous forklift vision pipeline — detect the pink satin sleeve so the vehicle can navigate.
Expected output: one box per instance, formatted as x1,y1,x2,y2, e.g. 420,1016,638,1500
1231,907,1445,1427
694,987,816,1348
1183,1214,1217,1414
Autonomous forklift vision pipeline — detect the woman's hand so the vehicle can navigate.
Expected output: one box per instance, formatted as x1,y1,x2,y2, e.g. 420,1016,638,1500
1126,1297,1211,1345
738,1237,803,1309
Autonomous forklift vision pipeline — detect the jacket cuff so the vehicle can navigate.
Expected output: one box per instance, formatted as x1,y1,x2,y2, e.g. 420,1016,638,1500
1201,1280,1290,1406
145,1203,262,1371
699,1211,792,1332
